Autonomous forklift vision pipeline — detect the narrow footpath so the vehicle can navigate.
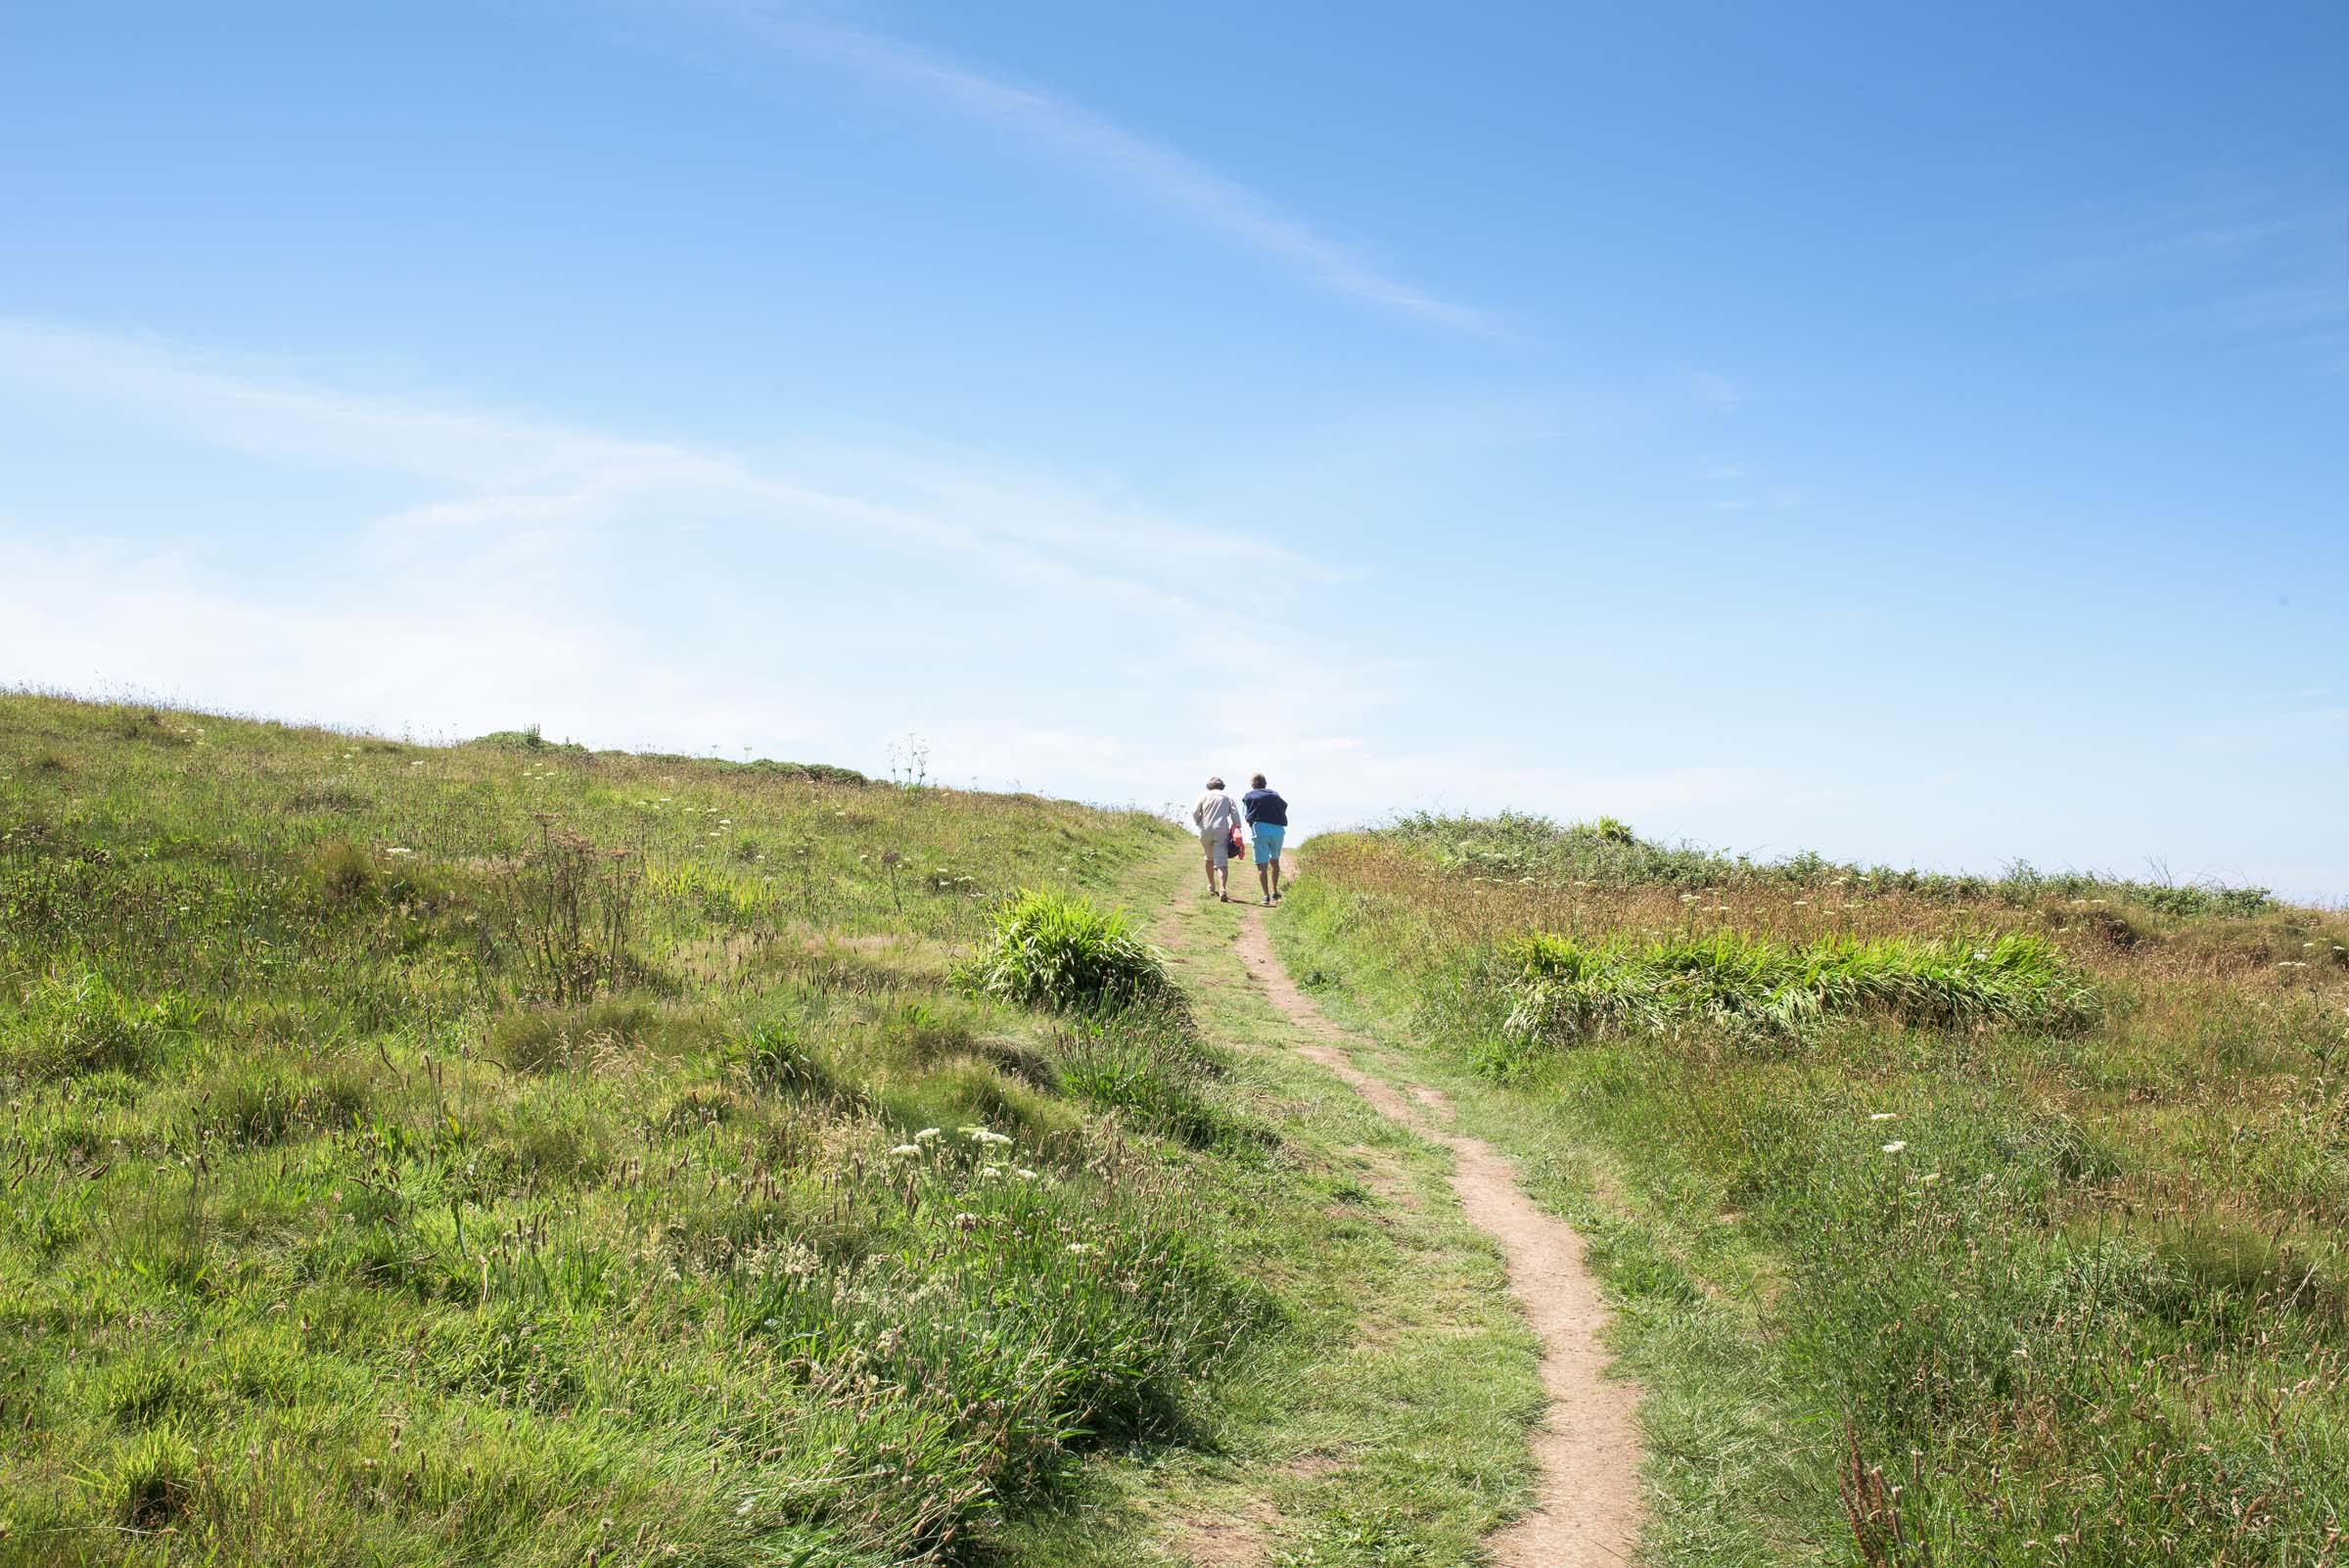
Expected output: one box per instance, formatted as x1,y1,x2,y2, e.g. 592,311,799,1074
1230,904,1643,1567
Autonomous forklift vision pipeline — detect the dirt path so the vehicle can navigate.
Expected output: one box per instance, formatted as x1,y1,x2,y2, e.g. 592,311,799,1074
1232,907,1643,1567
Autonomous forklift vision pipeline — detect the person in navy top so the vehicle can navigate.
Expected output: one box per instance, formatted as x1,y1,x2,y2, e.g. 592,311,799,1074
1240,773,1289,905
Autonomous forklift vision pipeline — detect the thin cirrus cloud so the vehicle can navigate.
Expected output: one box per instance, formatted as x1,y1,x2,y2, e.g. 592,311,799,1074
0,316,1390,779
2005,170,2349,366
0,318,1326,598
671,3,1503,338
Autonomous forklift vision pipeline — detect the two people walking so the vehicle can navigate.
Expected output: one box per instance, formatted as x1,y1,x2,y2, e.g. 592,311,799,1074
1192,773,1289,905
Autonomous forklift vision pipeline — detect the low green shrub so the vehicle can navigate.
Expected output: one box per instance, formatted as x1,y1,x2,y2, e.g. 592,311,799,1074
1501,929,2101,1049
953,889,1177,1016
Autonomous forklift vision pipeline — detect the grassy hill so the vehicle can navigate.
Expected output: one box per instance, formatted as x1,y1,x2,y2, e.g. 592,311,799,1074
16,698,2344,1566
1280,815,2349,1566
0,695,1266,1565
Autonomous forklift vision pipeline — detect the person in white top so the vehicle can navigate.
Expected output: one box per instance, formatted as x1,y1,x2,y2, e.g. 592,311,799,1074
1191,776,1245,901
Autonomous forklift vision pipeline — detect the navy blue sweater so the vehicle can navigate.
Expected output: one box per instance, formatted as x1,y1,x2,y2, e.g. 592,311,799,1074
1241,788,1288,827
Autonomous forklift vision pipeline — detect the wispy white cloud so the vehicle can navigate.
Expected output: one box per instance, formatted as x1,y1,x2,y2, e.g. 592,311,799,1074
0,319,1325,603
0,318,1396,794
672,3,1500,337
2008,169,2349,366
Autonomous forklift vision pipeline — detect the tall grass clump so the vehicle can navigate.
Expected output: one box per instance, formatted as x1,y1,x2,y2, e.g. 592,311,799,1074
1502,929,2100,1050
954,888,1178,1016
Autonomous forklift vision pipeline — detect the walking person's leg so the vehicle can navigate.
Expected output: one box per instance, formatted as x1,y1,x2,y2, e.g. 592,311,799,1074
1253,824,1283,904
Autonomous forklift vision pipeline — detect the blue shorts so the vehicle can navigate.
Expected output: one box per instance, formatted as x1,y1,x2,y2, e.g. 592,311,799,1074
1251,825,1286,865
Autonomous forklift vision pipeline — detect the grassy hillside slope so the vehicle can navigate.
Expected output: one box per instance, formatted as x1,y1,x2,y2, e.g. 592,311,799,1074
1281,816,2349,1567
0,695,1260,1566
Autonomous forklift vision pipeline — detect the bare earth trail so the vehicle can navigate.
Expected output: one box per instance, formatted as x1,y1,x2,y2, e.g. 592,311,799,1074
1230,904,1644,1567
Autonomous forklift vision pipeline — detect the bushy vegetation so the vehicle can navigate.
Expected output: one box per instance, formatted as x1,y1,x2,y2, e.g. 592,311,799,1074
1497,928,2100,1057
1284,823,2349,1566
1398,808,2278,916
0,694,1265,1566
954,888,1179,1016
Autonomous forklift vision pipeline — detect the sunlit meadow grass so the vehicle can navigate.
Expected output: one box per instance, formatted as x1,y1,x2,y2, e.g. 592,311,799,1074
0,694,1267,1566
1286,819,2349,1567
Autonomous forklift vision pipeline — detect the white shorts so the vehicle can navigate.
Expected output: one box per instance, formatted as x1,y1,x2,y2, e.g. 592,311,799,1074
1200,828,1231,867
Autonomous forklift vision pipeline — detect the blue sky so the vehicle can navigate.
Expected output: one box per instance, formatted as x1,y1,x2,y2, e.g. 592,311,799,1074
4,2,2345,898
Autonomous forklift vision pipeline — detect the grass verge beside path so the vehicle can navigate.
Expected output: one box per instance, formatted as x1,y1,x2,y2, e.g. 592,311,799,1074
1279,827,2349,1568
1270,909,1832,1568
1005,871,1549,1567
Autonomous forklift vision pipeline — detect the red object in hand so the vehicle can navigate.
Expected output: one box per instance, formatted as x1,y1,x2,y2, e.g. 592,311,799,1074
1229,824,1245,858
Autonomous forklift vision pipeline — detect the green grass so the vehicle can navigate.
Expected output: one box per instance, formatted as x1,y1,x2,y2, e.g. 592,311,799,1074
996,884,1549,1568
1495,928,2101,1059
0,693,1590,1567
0,694,1267,1566
1280,824,2349,1567
1395,807,2279,917
953,888,1180,1017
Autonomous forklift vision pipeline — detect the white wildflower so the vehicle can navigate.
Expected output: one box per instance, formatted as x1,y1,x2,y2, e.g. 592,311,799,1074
1880,1140,1908,1154
1869,1112,1899,1122
914,1128,940,1143
889,1144,922,1157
